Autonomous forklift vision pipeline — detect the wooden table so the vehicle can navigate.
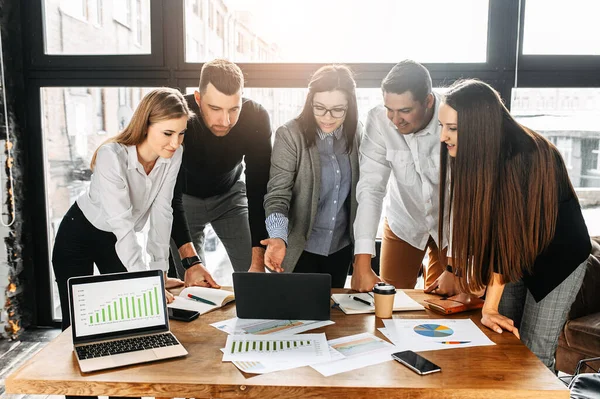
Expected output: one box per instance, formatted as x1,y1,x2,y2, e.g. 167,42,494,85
6,290,568,398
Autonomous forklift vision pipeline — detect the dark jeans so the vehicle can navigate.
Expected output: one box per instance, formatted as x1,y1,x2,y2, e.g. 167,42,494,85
52,203,133,399
293,245,353,288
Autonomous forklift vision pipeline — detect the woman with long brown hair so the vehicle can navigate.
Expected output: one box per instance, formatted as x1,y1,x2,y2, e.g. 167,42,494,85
438,79,591,369
52,88,217,332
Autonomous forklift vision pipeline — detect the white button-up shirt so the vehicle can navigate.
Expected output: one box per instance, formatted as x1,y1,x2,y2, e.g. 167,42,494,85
354,92,446,256
77,143,183,272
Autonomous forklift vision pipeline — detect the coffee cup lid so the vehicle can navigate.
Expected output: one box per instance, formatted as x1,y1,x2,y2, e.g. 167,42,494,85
373,282,396,295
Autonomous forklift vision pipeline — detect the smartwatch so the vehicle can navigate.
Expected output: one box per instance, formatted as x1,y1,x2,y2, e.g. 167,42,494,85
181,255,201,270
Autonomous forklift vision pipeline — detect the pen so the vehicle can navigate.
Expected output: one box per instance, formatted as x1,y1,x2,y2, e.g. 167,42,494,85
187,293,217,306
351,295,373,307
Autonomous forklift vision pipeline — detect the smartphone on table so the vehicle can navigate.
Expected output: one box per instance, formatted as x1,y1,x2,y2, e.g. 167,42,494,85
168,308,200,322
391,350,441,375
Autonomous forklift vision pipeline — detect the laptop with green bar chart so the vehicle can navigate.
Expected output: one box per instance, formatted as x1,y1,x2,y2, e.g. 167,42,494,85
67,270,187,373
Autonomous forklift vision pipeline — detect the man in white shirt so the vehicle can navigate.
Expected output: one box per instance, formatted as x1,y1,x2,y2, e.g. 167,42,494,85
351,60,447,292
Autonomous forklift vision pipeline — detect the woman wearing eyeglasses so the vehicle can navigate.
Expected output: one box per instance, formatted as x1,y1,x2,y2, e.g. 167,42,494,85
259,65,362,287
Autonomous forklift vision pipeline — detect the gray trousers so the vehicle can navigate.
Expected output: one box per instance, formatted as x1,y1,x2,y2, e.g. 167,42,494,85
170,180,252,278
498,259,587,371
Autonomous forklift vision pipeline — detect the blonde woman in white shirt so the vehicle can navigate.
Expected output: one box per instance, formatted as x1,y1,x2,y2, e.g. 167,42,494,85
52,88,218,331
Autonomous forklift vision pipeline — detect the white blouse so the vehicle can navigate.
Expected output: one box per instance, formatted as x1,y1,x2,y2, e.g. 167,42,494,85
77,143,183,272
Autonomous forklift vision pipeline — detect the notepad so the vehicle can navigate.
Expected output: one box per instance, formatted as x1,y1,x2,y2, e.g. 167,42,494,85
331,291,424,314
168,287,235,315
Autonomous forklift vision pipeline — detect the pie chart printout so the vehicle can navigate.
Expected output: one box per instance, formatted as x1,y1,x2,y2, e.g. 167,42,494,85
413,324,454,338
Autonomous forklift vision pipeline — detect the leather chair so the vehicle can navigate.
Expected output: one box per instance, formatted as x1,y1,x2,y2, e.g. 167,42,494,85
556,237,600,375
569,373,600,399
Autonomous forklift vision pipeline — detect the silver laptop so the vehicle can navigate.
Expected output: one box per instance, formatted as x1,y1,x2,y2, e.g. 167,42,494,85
67,270,188,373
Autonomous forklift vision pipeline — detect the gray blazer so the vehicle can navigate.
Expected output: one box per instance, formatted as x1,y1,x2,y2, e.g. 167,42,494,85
264,119,362,272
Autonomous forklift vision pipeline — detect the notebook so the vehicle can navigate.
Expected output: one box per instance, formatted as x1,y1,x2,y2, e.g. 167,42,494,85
167,286,235,315
424,293,485,315
331,291,425,314
67,270,188,373
233,272,331,321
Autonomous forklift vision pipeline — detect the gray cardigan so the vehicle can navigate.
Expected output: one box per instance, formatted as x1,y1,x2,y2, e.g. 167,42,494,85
264,119,362,272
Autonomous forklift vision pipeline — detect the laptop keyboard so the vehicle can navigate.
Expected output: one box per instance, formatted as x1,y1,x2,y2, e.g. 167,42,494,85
76,332,179,360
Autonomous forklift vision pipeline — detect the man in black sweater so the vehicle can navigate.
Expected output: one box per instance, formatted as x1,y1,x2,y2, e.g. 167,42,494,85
170,59,272,286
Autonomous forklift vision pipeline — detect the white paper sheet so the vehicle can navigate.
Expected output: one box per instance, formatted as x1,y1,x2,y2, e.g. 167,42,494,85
211,317,334,335
381,318,495,352
222,333,330,362
310,332,397,377
229,346,341,374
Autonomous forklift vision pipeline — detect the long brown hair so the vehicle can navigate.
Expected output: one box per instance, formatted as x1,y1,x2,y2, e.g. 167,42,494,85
439,79,573,292
296,64,358,152
90,88,192,169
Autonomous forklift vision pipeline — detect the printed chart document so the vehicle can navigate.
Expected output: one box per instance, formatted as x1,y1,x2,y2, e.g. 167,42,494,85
311,332,397,377
167,287,234,315
381,318,495,352
229,346,341,374
331,291,424,314
222,333,330,363
211,317,334,335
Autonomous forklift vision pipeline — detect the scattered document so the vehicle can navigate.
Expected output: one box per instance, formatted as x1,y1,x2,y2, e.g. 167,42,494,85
222,333,330,362
211,317,334,335
311,333,397,377
381,318,495,352
229,346,341,374
168,287,234,315
331,291,424,314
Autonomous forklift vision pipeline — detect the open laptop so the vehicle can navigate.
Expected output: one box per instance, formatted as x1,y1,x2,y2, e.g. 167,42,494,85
233,272,331,321
67,270,188,373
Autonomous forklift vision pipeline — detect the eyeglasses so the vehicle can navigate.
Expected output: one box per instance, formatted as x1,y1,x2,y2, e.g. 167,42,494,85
312,104,347,119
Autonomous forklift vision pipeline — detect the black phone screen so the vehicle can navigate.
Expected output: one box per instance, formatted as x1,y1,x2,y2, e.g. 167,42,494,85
392,350,441,375
168,308,200,322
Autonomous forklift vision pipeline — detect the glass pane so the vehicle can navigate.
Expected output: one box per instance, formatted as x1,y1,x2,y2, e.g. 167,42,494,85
43,0,151,55
523,0,600,55
42,87,155,320
512,88,600,235
184,0,489,63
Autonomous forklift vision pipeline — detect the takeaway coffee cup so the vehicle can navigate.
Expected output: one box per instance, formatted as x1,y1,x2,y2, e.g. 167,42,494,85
373,282,396,318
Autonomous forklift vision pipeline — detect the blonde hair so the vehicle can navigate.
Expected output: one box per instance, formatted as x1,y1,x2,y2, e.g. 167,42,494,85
90,88,192,169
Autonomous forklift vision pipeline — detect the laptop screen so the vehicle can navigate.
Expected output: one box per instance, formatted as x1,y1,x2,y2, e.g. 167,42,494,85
68,270,169,344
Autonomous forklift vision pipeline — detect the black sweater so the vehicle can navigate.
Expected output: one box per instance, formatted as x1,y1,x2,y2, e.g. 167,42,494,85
171,95,272,248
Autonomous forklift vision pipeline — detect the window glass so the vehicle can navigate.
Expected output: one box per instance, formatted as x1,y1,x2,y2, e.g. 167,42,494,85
512,88,600,235
42,87,155,320
184,0,489,63
42,0,151,54
523,0,600,55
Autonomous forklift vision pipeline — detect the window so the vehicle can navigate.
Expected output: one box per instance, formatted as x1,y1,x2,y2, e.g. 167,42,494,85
553,137,573,169
184,0,489,63
88,0,102,26
134,0,143,45
59,0,87,20
113,0,131,26
523,0,600,55
43,0,151,54
216,12,224,38
512,88,600,236
592,141,600,172
42,87,155,320
192,0,203,18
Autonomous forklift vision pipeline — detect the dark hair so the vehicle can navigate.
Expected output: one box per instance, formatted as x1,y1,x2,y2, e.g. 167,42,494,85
199,59,244,95
438,79,572,292
381,59,432,103
296,64,358,152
